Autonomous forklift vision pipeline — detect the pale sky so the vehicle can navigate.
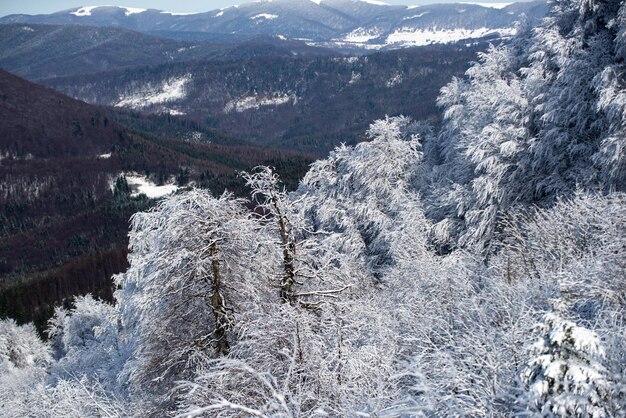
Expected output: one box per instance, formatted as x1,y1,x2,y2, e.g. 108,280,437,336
0,0,530,17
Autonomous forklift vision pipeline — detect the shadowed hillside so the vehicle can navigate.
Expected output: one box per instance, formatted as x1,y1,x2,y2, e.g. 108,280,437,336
0,69,313,332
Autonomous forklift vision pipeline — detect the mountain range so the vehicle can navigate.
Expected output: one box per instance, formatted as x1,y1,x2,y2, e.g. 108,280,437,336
35,41,481,154
1,0,548,51
0,23,335,80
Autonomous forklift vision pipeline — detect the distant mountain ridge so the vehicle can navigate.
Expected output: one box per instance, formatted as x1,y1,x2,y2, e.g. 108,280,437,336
0,23,335,80
0,0,548,50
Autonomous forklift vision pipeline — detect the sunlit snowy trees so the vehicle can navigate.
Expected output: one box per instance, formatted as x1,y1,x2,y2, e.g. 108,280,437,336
435,39,532,246
435,0,626,248
113,189,274,410
298,116,427,275
1,0,625,416
46,295,123,393
243,166,351,305
179,129,436,416
0,317,133,417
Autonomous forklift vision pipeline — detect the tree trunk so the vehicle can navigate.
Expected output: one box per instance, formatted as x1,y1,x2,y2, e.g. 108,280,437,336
209,241,230,355
272,194,296,304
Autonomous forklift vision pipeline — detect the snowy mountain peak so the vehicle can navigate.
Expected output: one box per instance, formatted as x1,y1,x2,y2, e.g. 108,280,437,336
359,0,391,5
70,6,99,16
309,0,391,5
458,2,514,9
70,5,147,17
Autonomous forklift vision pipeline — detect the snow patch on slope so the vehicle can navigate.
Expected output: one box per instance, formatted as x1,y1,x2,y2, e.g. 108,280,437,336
117,173,179,199
71,6,100,16
349,71,361,85
122,7,146,15
310,0,390,5
360,0,390,5
342,27,382,43
161,11,200,16
224,93,296,113
386,73,403,87
311,40,384,50
403,12,429,20
114,75,191,109
459,2,513,9
251,13,279,20
386,26,516,46
70,6,146,17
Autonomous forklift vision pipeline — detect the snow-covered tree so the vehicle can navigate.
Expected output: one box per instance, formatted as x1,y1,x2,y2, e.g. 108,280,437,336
498,191,626,414
521,312,610,417
113,189,274,409
432,23,535,247
47,295,124,393
521,0,622,199
0,319,50,374
0,309,135,417
243,166,350,305
297,116,427,276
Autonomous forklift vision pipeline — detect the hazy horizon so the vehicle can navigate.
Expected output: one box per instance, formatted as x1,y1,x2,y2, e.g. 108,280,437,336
0,0,535,17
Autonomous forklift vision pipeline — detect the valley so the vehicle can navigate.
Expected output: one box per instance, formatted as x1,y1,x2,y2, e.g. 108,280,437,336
43,42,483,153
0,68,312,330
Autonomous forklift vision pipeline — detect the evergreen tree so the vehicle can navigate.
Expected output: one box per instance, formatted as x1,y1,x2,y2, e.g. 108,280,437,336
522,312,609,417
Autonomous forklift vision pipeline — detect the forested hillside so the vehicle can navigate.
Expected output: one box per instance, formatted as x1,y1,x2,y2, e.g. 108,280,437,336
42,43,483,154
0,0,624,416
0,70,311,331
0,21,491,155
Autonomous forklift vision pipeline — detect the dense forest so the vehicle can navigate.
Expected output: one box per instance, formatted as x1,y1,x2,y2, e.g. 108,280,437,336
1,0,625,416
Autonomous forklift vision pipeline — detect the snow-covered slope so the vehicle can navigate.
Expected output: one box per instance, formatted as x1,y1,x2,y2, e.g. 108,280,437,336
0,0,548,50
114,74,191,112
